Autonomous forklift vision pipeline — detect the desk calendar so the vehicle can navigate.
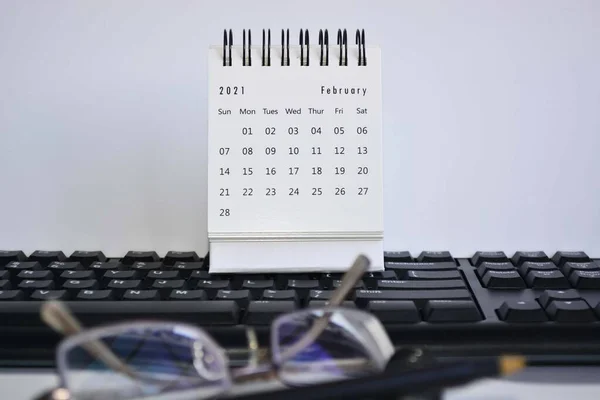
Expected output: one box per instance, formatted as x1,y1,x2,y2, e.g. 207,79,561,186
207,29,384,273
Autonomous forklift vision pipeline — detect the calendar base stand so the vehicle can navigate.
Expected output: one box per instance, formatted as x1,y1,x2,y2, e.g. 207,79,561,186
208,238,384,273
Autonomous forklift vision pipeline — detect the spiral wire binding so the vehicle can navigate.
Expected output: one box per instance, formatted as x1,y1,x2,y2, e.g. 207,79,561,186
222,29,365,67
222,29,233,66
299,29,309,66
356,29,366,66
262,29,271,66
281,29,290,66
242,29,252,66
337,28,348,66
319,29,329,66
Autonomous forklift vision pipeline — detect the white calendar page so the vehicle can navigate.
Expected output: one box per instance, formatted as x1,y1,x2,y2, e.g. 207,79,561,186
207,40,384,273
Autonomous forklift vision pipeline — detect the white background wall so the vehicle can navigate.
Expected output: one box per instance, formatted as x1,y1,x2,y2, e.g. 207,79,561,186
1,0,599,257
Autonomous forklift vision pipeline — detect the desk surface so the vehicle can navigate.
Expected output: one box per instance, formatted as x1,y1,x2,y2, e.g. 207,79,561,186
2,367,600,399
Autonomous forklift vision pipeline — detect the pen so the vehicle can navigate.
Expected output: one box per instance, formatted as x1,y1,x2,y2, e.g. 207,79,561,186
231,355,526,400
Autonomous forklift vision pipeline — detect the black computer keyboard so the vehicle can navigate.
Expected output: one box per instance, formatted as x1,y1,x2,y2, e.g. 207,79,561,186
1,249,600,366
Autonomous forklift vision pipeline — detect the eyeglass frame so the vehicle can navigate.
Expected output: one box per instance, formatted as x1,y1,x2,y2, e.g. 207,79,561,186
35,254,394,400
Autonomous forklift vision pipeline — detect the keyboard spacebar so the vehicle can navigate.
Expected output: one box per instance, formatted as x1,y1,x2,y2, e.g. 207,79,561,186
0,301,240,326
355,289,472,306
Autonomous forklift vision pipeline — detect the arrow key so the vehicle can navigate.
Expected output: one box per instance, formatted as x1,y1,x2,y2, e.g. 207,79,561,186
538,290,580,308
546,300,596,323
497,300,548,322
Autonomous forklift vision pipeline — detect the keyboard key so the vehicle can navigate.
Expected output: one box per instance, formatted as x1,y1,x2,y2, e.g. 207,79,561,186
518,261,558,276
0,271,9,281
417,251,453,263
478,262,515,271
171,262,204,279
69,251,107,266
77,290,115,301
333,280,364,289
244,301,297,325
262,289,299,304
308,300,356,308
17,270,53,280
0,290,24,300
362,271,397,289
102,270,140,284
545,300,596,323
147,270,180,280
48,262,83,271
320,273,344,289
130,262,163,271
106,279,141,288
307,290,336,302
196,280,231,298
241,280,274,298
476,261,517,279
164,251,200,265
423,300,481,322
0,281,11,290
511,251,549,266
89,261,121,277
275,274,311,289
476,262,515,278
405,270,461,280
562,262,600,277
189,270,213,282
29,251,66,266
216,290,251,308
552,251,590,268
538,290,580,308
5,261,41,271
471,251,508,266
354,289,471,307
497,300,548,322
107,280,141,297
366,300,420,323
122,251,160,265
569,270,600,289
18,280,54,293
286,280,320,299
123,290,160,301
151,280,187,298
30,290,68,301
59,270,94,281
377,279,466,290
168,289,207,301
62,280,99,291
0,251,26,266
386,262,457,272
284,274,316,281
233,274,269,289
525,270,569,289
384,251,413,263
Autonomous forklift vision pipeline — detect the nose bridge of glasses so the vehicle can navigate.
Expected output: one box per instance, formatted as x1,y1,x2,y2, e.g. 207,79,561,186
272,255,371,364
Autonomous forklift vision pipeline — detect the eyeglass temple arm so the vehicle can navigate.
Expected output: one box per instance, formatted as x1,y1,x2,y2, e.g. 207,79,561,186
277,254,370,363
41,301,142,382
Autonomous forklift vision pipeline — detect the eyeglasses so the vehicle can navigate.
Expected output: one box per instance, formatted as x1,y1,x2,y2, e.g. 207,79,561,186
38,254,395,400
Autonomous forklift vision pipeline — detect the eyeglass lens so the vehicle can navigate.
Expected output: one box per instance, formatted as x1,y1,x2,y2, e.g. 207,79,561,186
60,326,230,400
